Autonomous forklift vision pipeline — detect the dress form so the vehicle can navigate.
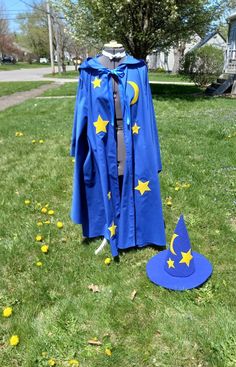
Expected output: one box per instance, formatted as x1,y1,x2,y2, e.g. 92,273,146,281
97,41,126,194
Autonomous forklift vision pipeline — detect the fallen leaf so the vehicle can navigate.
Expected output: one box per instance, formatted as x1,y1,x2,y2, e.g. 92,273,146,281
88,339,102,346
88,284,101,293
130,290,137,301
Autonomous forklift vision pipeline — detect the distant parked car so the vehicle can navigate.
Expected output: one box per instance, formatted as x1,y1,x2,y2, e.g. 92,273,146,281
39,57,49,64
1,55,16,64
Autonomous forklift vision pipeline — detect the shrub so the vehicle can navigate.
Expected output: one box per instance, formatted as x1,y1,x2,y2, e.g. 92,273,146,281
180,45,224,87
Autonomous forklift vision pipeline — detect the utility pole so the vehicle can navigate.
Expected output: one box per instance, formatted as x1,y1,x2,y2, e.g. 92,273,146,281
46,0,55,74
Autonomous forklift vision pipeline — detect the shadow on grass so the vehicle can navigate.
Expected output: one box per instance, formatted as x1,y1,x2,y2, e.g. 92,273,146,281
150,83,207,102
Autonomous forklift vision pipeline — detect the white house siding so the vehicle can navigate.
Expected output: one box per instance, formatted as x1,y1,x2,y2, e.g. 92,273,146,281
147,33,226,72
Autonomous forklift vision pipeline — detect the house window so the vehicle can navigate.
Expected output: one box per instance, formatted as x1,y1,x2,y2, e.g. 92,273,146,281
164,52,168,64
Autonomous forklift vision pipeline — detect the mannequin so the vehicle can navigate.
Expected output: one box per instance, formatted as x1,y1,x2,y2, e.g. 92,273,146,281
97,40,126,195
95,40,126,254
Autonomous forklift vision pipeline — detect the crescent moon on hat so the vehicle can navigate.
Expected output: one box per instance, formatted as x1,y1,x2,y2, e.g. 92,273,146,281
127,81,139,105
170,233,178,255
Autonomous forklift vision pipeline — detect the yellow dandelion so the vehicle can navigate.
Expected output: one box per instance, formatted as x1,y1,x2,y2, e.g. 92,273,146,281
68,359,79,366
37,221,43,227
105,347,112,356
9,335,20,346
15,131,23,137
2,306,13,317
35,235,43,242
104,257,112,265
44,220,51,224
48,210,54,215
182,183,191,189
174,186,180,191
41,207,47,214
165,197,172,207
36,261,43,266
39,139,44,144
32,139,36,144
56,221,63,229
48,358,56,366
41,244,49,253
24,199,31,205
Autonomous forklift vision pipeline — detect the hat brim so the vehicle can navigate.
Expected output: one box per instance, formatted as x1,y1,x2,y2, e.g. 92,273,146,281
146,250,213,291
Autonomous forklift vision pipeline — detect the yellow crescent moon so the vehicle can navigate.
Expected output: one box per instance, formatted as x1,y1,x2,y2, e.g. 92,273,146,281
127,81,139,105
170,233,178,255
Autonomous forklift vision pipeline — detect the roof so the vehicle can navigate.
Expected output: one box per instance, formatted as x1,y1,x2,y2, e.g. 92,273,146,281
188,30,226,52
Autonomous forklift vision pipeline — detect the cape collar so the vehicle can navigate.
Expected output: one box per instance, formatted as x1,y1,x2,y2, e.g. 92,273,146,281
79,53,145,70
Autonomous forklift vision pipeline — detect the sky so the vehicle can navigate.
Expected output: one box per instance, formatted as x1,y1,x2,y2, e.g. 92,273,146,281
1,0,37,32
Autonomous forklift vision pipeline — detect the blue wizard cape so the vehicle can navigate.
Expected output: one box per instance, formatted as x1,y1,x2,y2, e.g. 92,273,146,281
70,53,166,256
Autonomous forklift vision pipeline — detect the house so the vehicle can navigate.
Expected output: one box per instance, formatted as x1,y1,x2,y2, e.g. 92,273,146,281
205,12,236,96
224,11,236,73
147,31,226,72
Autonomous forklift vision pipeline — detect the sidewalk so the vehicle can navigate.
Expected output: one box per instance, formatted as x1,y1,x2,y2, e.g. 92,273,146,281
0,83,60,112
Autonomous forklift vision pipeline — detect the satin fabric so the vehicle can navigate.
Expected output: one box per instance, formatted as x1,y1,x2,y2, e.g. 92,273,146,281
70,54,166,256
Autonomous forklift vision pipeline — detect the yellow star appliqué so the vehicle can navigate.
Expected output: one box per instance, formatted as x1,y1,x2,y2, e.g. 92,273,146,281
167,258,175,268
132,122,141,134
92,77,102,88
135,180,151,195
107,191,111,200
108,221,117,237
93,115,109,134
179,249,193,267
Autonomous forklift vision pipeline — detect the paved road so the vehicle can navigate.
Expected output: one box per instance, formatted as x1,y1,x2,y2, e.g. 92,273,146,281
0,65,77,83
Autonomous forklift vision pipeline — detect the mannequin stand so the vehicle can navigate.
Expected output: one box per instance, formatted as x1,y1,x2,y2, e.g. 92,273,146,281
95,41,125,255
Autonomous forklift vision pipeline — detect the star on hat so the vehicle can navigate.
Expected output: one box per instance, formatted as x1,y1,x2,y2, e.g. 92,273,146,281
146,214,213,290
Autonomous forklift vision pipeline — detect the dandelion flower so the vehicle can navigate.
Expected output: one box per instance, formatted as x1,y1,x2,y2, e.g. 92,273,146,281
48,210,54,215
36,261,43,266
104,257,112,265
39,139,44,144
35,235,43,242
24,199,31,205
44,220,51,224
9,335,20,346
56,221,63,229
68,359,79,366
105,347,112,356
32,139,36,144
41,244,49,253
165,197,172,207
48,359,56,366
41,207,47,214
2,307,13,317
37,221,43,227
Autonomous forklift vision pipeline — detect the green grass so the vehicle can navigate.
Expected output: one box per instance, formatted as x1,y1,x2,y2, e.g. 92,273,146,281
0,81,52,97
44,70,192,83
0,62,53,71
42,82,202,98
0,84,236,366
42,82,78,97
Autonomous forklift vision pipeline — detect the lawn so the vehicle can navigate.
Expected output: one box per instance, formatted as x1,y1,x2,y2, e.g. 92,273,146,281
42,82,201,98
0,83,235,367
44,70,192,83
0,81,52,97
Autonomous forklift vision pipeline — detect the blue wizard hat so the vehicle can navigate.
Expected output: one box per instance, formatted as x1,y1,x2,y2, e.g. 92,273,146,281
146,215,213,290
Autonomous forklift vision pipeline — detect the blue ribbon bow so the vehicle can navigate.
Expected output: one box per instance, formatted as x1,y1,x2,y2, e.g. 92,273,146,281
97,64,130,127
